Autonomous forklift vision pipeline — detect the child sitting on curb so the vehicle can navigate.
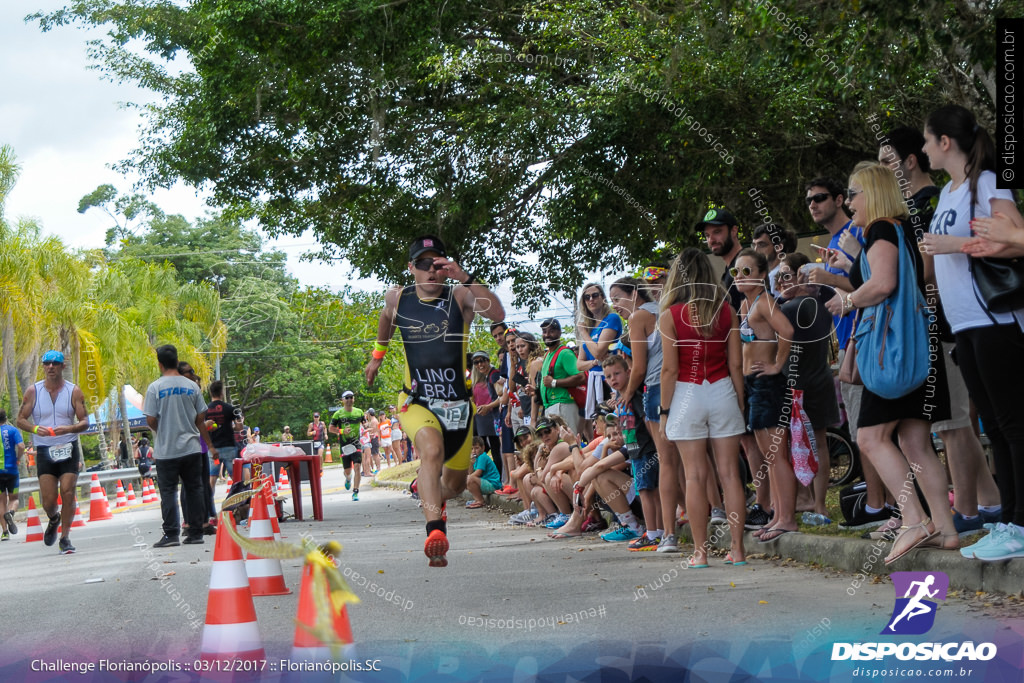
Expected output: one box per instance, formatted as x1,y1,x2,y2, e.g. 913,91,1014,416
466,438,502,509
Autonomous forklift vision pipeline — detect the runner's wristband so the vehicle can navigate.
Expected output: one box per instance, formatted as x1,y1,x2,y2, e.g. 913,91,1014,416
372,349,387,360
659,407,670,416
463,273,478,286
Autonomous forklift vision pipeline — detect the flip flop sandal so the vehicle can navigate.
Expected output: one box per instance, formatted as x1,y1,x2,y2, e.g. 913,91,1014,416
548,530,581,539
686,556,710,569
757,528,798,544
724,552,748,566
465,501,485,509
884,519,939,565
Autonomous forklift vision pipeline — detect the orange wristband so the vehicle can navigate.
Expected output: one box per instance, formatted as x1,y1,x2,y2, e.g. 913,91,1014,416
372,349,387,360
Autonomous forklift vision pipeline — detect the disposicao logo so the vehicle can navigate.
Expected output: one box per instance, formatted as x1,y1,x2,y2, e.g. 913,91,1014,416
883,571,947,635
831,571,997,662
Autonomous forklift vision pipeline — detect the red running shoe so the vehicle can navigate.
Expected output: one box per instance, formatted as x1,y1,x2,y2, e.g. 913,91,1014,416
424,529,449,568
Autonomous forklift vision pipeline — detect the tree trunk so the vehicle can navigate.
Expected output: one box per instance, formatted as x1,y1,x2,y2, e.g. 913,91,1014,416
2,311,17,418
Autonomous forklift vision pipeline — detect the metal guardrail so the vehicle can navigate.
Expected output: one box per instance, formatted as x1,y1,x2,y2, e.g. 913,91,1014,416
18,466,156,496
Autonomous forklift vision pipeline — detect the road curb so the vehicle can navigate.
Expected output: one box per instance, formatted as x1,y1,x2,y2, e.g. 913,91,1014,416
375,469,1024,593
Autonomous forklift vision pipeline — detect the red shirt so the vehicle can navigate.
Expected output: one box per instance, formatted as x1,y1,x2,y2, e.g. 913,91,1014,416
669,302,733,384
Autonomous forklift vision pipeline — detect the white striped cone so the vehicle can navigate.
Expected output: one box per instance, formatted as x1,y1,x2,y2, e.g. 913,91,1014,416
244,485,290,596
126,483,137,504
24,498,43,543
88,473,112,521
278,467,289,488
143,480,157,504
200,516,266,665
261,478,282,542
115,480,128,508
71,500,87,528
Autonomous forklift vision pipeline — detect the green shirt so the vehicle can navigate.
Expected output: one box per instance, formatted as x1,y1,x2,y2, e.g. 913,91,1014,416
330,407,364,443
539,346,579,407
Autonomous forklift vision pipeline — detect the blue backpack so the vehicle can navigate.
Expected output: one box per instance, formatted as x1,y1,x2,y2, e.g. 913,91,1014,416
853,220,930,400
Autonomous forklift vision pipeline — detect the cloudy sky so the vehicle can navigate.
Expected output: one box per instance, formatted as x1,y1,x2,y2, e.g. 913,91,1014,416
0,1,373,291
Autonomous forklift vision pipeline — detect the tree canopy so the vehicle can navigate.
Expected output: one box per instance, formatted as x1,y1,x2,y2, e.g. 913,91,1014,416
32,0,1016,310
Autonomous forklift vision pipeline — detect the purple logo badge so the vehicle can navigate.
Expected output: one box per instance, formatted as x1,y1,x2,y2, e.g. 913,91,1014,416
882,571,948,635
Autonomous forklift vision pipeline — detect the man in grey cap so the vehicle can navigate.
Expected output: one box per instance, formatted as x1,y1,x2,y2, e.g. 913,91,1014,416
16,350,89,554
535,319,585,435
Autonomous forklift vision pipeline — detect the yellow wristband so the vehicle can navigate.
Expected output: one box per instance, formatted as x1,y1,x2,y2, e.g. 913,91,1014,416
33,426,39,434
373,341,389,353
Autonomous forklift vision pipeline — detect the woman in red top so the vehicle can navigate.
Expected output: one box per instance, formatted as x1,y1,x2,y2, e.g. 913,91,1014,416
659,248,748,567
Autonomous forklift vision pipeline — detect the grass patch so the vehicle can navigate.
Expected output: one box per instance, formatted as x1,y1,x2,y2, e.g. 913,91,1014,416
374,460,420,484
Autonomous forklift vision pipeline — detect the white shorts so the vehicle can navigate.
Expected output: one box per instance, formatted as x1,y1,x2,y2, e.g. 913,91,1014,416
933,342,972,432
664,378,746,441
584,370,607,420
381,437,393,447
392,429,403,442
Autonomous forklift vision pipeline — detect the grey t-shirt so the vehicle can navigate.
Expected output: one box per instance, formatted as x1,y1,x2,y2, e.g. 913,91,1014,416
143,375,207,459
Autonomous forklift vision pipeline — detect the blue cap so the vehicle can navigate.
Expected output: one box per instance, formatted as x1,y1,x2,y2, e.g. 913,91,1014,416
41,350,64,364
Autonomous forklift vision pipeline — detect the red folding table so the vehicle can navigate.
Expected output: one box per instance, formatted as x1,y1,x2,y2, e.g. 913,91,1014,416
234,443,323,521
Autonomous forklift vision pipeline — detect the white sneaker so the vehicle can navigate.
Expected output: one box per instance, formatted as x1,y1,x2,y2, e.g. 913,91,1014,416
710,507,728,525
972,523,1024,561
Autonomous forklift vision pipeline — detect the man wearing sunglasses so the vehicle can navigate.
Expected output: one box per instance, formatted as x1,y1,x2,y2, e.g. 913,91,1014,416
365,235,505,567
695,208,744,311
16,350,89,554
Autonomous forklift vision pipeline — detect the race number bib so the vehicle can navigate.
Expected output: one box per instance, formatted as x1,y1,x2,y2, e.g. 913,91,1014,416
428,399,471,431
49,444,73,462
341,443,357,456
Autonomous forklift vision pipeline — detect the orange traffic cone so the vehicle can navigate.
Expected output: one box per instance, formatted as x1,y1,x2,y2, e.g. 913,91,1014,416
290,564,354,662
126,483,137,504
200,516,266,665
324,444,333,464
72,500,87,528
260,478,282,542
88,473,112,521
24,498,43,543
278,467,289,488
115,480,128,509
245,483,290,596
143,480,157,504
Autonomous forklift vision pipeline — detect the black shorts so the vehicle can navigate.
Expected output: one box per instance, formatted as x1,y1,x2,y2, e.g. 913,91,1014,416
744,374,789,431
36,442,82,479
339,440,362,469
0,472,19,494
370,437,380,455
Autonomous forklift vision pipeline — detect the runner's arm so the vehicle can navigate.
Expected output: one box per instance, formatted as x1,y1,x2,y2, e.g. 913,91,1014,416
61,386,90,435
14,385,37,433
365,286,401,388
447,263,505,323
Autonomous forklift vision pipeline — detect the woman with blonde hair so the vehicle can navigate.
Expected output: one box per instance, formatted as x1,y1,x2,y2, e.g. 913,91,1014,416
576,283,623,436
659,248,748,567
825,162,956,564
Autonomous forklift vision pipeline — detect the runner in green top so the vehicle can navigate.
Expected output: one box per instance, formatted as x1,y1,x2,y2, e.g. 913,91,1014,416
330,391,365,500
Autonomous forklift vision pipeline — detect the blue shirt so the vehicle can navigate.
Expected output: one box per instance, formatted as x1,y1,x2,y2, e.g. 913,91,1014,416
472,452,502,489
1,424,23,474
583,313,623,370
827,221,865,350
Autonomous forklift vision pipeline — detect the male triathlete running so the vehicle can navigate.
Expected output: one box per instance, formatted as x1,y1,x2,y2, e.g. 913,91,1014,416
330,391,365,501
365,235,504,567
16,350,89,554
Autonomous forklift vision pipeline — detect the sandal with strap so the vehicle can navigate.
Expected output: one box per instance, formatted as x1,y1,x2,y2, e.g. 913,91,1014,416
884,518,939,565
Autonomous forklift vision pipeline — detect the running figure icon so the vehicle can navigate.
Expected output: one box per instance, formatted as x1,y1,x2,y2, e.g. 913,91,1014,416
887,575,939,632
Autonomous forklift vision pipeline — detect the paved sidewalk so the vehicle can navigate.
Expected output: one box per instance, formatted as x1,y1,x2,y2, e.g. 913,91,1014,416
374,467,1024,595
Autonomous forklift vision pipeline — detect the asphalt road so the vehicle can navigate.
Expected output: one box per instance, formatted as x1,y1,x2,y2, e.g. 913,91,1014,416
1,467,1019,682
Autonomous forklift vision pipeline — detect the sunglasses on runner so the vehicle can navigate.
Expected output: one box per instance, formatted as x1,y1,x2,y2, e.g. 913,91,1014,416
42,361,62,367
413,257,442,272
729,266,755,278
804,192,831,206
